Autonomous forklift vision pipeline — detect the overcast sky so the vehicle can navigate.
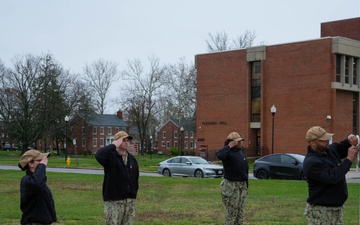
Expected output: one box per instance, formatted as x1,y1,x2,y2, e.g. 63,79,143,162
1,1,359,113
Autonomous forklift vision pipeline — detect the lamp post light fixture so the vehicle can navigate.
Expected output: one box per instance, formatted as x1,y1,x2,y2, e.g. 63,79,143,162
179,126,184,156
64,115,69,162
271,105,276,155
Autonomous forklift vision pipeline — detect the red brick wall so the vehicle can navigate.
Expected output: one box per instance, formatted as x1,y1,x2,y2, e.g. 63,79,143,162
196,38,356,159
262,39,337,155
196,50,250,160
334,90,355,138
321,17,360,41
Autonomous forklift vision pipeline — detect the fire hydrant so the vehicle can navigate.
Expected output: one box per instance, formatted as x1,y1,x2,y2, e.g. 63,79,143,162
66,156,71,166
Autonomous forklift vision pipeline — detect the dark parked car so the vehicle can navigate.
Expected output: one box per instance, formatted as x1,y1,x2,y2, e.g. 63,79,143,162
253,153,306,180
158,156,224,178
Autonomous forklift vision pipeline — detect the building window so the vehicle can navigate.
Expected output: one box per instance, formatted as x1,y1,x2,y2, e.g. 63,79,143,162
166,141,170,149
161,141,165,147
93,138,97,147
251,61,261,122
336,54,359,85
82,138,86,147
353,58,358,85
163,131,166,138
108,127,112,135
100,138,104,147
184,131,188,138
190,131,194,138
115,128,119,133
106,137,113,146
345,56,350,84
185,141,188,149
190,141,194,149
93,127,97,135
174,141,178,148
336,54,341,82
174,131,178,138
100,127,104,135
353,93,358,134
82,126,86,134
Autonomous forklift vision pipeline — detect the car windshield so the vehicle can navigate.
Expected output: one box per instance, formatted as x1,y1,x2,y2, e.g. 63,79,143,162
189,157,209,164
288,154,305,162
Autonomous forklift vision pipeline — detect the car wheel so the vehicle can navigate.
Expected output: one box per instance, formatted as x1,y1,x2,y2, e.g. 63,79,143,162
194,169,204,178
257,169,269,179
162,168,171,177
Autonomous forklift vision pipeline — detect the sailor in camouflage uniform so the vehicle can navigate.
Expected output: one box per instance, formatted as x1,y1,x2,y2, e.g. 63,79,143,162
216,132,249,225
96,131,139,225
303,126,358,225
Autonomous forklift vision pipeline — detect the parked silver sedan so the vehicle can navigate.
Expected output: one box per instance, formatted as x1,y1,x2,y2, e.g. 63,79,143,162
157,156,224,178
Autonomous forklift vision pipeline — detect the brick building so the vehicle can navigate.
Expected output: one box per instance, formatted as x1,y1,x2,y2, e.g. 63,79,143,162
67,111,131,155
195,17,360,161
156,119,196,155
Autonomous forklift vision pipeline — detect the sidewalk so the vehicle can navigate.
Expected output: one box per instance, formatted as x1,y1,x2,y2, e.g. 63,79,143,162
346,169,360,179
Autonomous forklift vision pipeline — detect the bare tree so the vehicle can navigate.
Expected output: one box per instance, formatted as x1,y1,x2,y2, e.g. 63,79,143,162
206,30,261,52
0,54,70,153
206,31,230,52
232,30,257,49
120,56,165,155
161,58,197,123
83,59,119,114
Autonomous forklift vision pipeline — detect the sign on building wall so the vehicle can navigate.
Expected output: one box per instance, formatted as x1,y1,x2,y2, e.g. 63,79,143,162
199,144,208,152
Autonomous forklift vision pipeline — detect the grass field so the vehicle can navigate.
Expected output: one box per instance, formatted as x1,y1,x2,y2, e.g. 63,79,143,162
0,150,359,224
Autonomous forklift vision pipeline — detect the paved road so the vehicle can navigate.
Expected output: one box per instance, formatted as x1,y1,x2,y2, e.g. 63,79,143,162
1,165,359,183
0,165,161,177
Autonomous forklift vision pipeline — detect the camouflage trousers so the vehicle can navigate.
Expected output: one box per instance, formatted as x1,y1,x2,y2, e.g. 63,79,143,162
220,179,248,225
304,203,344,225
104,198,136,225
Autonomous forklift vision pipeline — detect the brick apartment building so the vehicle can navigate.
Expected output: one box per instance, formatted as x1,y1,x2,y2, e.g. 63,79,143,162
156,119,197,155
66,111,131,155
195,17,360,161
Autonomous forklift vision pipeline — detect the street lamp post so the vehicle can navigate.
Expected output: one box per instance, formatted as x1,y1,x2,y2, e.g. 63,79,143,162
271,105,276,155
64,116,69,162
179,127,184,156
149,135,153,159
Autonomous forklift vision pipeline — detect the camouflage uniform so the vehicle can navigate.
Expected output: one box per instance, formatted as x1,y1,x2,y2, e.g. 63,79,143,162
304,204,343,225
221,179,248,225
303,127,355,225
95,132,139,225
104,199,136,225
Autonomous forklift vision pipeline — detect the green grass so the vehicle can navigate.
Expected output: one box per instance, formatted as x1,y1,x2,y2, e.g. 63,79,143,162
1,150,359,224
0,170,359,225
0,150,255,173
0,150,172,172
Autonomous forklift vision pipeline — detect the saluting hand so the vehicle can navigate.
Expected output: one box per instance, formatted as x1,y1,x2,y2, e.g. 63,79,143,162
40,157,48,166
228,140,238,148
112,138,123,148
